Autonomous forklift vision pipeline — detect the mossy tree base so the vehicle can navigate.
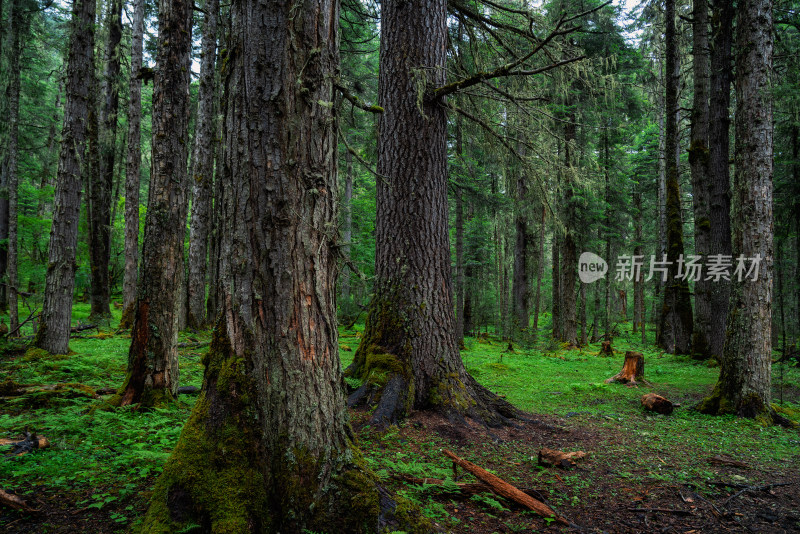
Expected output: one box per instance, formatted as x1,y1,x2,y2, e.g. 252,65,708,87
142,322,431,534
695,386,789,426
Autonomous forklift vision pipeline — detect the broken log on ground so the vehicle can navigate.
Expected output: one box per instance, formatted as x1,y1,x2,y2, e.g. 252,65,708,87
537,448,587,469
708,455,750,469
605,351,647,385
0,488,38,513
641,393,674,415
392,473,549,501
443,449,568,525
1,432,49,457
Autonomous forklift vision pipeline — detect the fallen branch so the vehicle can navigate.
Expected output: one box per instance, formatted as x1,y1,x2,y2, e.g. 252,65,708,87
628,507,693,515
708,455,750,469
443,449,568,525
0,488,38,513
70,323,98,333
722,482,794,506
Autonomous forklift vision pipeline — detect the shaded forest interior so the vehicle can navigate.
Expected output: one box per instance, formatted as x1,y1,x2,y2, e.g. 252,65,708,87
1,0,800,531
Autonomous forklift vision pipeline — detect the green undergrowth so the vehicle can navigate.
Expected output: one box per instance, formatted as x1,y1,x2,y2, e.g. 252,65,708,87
0,310,798,532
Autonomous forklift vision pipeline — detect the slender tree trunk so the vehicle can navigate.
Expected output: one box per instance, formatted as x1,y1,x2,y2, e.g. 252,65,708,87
512,151,529,337
689,0,712,358
658,0,693,354
0,0,7,313
698,0,774,420
35,0,97,354
120,0,146,328
186,0,219,330
561,115,577,345
657,67,667,306
5,0,26,335
552,231,561,339
115,0,193,406
348,0,518,427
532,204,545,333
139,0,419,527
706,0,734,359
633,181,645,337
341,148,353,307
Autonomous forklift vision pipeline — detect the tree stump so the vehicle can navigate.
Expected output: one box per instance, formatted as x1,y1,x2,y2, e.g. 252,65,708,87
641,393,673,415
597,340,614,357
605,351,645,385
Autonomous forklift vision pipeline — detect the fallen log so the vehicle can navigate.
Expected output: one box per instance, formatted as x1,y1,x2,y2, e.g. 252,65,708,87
0,488,38,513
605,351,646,385
1,432,49,457
641,393,674,415
537,448,587,469
70,323,98,333
392,473,550,501
443,449,568,525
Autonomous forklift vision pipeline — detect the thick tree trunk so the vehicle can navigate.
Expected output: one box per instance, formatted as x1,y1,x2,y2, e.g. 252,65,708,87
115,0,193,406
698,0,774,421
87,0,122,323
139,0,419,528
689,0,712,359
657,0,693,354
348,0,518,427
186,0,218,330
120,0,146,329
706,0,734,360
35,0,96,354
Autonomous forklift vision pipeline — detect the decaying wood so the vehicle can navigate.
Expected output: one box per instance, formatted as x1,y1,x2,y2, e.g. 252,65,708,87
708,455,750,469
0,488,38,512
537,448,587,469
641,393,674,415
393,473,550,501
70,323,98,333
443,449,568,525
1,432,49,457
598,340,614,356
605,351,646,385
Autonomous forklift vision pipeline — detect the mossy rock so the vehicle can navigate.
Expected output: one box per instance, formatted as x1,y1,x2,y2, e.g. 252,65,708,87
22,347,67,362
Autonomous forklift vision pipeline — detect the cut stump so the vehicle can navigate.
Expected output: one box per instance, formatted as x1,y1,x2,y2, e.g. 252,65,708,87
641,393,674,415
598,341,614,357
605,351,645,385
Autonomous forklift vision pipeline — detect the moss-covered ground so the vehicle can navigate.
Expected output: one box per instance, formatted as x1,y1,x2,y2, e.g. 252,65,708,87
1,306,799,532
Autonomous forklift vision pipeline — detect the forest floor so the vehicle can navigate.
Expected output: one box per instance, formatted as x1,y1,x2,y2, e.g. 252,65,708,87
1,304,799,533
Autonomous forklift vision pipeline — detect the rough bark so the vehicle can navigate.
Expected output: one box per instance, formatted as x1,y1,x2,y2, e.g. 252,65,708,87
689,0,711,359
35,0,96,354
347,0,518,428
341,148,353,307
532,205,545,332
87,0,123,323
454,116,465,347
697,0,774,421
115,0,193,406
551,231,561,340
120,0,146,329
139,0,424,528
706,0,734,360
186,0,218,330
605,351,645,385
657,0,693,354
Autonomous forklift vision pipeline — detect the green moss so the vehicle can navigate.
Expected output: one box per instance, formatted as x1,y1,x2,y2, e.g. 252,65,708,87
22,347,67,362
0,379,23,396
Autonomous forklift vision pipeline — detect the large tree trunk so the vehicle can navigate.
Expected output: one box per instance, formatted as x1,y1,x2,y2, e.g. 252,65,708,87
340,148,353,307
532,205,545,332
511,153,529,337
697,0,774,421
139,0,415,528
347,0,518,428
689,0,712,359
186,0,218,330
35,0,96,354
706,0,734,360
115,0,193,406
87,0,122,323
560,115,578,346
657,0,693,354
120,0,146,329
454,117,465,347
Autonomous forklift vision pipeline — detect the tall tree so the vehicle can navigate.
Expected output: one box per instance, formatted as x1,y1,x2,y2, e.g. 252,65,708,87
120,0,146,328
35,0,97,354
657,0,693,354
689,0,712,358
137,0,419,527
186,0,219,329
115,0,193,405
347,0,519,426
87,0,123,322
705,0,734,359
698,0,775,421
